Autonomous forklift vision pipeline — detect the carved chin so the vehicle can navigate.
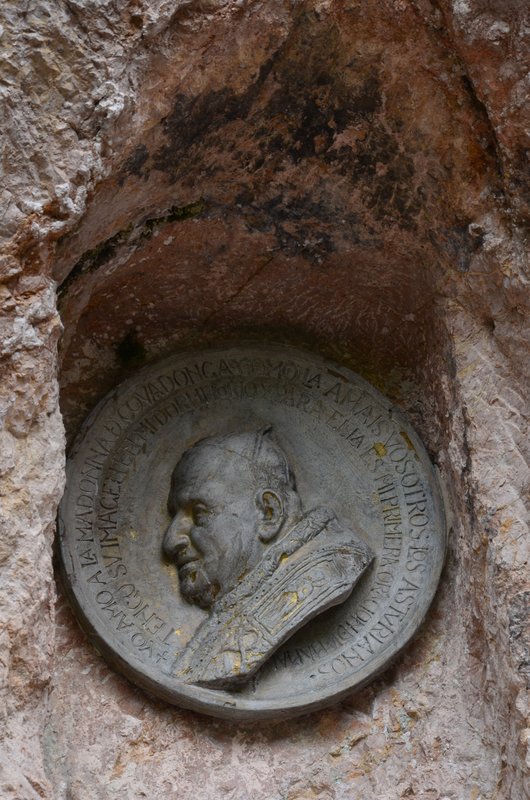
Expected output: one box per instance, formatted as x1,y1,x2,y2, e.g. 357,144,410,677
178,563,218,609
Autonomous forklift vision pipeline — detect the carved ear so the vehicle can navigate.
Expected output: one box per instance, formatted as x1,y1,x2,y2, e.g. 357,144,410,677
256,490,284,542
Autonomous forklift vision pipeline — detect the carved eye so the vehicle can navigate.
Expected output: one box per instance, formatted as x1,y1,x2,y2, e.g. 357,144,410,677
191,503,209,525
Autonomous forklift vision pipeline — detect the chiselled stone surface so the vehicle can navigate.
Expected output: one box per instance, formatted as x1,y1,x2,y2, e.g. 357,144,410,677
0,0,528,797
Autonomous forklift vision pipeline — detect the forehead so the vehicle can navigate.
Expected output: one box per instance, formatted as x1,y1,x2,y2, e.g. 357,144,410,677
172,445,254,498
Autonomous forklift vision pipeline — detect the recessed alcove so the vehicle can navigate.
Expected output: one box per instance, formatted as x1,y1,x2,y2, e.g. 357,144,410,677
51,52,475,759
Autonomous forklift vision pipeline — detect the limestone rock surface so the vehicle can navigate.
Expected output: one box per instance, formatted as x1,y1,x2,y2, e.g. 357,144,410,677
0,1,528,799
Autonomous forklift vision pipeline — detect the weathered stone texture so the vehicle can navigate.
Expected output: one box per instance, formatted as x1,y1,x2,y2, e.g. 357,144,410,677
0,0,528,798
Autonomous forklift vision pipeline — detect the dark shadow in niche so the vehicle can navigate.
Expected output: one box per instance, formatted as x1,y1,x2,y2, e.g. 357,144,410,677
116,329,146,369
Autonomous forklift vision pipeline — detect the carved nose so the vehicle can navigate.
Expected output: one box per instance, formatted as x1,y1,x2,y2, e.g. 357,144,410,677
163,511,192,559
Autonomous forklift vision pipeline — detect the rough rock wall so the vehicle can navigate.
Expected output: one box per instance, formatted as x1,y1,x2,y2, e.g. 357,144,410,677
0,1,528,799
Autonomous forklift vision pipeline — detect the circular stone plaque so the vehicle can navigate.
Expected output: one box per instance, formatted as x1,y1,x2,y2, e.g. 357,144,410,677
59,344,446,720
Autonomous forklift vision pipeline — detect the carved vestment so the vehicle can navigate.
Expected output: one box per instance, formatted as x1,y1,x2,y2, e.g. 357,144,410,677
173,508,374,689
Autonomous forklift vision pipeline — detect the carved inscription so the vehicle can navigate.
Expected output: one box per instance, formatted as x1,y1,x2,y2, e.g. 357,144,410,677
94,584,176,662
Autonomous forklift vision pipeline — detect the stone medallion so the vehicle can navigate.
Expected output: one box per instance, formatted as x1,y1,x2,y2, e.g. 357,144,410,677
58,344,446,720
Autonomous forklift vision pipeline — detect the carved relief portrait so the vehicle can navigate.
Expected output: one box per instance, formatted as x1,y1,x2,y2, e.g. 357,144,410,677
163,426,374,689
59,345,446,719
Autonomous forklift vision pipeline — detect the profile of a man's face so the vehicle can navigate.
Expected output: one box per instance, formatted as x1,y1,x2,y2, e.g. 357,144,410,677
163,429,300,609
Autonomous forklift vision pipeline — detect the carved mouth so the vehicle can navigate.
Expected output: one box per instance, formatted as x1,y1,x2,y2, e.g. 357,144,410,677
177,555,200,571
